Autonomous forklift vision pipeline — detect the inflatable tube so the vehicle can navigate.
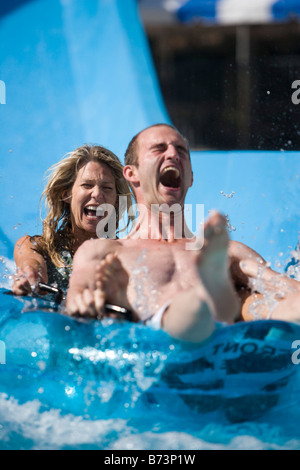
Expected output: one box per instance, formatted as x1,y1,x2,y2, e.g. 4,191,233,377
2,288,300,449
1,288,300,425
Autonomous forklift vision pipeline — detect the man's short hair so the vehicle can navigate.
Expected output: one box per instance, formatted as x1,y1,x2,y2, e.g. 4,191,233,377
124,123,190,168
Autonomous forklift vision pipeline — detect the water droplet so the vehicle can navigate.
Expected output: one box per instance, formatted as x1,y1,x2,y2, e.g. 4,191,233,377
37,361,46,371
220,190,235,199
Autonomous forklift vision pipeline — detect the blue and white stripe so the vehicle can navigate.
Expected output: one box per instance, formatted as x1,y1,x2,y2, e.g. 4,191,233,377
162,0,300,24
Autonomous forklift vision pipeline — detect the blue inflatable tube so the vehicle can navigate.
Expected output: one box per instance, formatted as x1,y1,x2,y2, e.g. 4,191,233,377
1,289,300,422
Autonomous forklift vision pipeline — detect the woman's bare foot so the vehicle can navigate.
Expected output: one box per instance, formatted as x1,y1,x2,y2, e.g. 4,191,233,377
197,211,240,323
95,253,138,321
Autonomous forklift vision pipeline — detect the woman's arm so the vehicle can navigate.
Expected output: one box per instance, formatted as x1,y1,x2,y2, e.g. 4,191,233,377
229,240,300,294
12,235,48,295
229,240,300,321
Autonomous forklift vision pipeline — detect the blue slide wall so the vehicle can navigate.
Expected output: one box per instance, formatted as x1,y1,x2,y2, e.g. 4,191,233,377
188,151,300,268
0,0,170,260
0,0,299,272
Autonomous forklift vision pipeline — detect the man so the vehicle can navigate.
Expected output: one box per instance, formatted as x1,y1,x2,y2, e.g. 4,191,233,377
66,124,300,340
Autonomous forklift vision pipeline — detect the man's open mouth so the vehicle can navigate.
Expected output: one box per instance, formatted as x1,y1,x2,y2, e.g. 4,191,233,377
159,166,181,189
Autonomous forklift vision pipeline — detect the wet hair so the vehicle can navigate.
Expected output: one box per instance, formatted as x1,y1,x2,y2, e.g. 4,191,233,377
34,144,134,268
124,123,190,168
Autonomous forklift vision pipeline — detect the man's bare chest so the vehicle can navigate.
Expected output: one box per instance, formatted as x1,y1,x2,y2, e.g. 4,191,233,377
116,241,198,288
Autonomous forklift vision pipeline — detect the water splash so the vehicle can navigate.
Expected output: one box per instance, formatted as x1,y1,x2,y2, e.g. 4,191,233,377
286,247,300,281
242,259,295,320
224,214,236,232
220,190,235,199
130,250,160,318
0,257,15,289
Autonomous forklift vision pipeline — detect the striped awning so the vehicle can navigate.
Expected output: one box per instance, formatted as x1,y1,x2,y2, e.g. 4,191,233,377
140,0,300,25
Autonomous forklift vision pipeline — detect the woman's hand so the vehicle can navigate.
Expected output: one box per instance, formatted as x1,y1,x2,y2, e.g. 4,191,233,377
12,265,41,296
13,235,48,296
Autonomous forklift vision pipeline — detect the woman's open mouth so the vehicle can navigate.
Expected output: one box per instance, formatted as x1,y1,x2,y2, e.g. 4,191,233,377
159,166,181,189
83,205,101,219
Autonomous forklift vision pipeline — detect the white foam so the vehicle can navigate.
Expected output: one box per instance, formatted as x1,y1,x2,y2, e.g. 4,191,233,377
111,431,224,450
0,257,15,289
1,393,299,450
0,393,128,450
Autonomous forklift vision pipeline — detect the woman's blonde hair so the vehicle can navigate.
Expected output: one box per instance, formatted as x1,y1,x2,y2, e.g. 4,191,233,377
35,144,133,268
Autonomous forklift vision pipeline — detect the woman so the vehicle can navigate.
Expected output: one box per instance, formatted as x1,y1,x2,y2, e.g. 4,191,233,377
12,144,133,296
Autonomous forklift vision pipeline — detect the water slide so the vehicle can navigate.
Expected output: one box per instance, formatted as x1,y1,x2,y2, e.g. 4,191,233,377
0,1,300,449
0,0,170,262
0,0,299,272
188,151,300,271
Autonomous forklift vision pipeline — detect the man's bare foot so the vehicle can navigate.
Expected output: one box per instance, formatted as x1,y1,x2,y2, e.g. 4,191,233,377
95,253,138,321
197,211,240,323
